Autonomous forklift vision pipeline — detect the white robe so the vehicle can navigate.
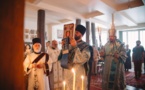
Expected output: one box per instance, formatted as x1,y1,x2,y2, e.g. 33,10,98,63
47,47,62,89
47,47,60,71
23,53,51,90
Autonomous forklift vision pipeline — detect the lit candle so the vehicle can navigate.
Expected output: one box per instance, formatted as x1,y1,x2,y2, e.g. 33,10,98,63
72,68,75,90
81,76,84,90
63,81,66,90
97,26,99,32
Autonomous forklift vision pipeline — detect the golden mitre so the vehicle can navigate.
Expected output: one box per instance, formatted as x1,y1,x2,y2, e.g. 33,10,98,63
108,14,116,36
108,24,116,36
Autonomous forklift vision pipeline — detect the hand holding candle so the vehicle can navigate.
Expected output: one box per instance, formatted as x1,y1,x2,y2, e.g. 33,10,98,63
63,81,66,90
81,76,84,90
72,68,75,90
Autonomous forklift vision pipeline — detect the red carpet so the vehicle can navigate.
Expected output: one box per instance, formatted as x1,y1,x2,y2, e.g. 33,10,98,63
90,72,145,90
90,75,102,90
126,72,145,89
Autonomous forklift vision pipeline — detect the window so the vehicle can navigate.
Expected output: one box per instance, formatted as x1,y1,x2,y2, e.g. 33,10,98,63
140,30,145,48
123,32,127,45
121,30,145,53
128,31,138,51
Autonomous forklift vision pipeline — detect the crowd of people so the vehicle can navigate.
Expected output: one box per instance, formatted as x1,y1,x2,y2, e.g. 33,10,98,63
23,24,145,90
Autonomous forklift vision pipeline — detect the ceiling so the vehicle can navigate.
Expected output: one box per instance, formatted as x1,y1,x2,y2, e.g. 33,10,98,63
25,0,145,30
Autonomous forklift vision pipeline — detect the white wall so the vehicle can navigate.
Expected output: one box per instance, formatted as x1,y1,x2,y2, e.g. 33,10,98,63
24,18,49,45
51,24,64,49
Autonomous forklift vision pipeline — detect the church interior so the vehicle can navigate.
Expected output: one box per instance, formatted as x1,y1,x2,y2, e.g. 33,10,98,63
0,0,145,90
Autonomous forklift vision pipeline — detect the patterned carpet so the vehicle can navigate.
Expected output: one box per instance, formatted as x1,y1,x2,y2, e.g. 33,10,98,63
125,72,145,89
90,72,145,90
90,75,102,90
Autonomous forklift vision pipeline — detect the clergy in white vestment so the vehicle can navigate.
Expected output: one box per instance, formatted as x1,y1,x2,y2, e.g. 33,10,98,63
45,41,50,52
47,40,61,90
58,25,91,90
24,38,51,90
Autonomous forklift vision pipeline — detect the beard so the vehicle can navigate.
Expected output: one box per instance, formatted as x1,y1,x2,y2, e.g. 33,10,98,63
109,39,114,42
137,44,139,46
75,35,81,40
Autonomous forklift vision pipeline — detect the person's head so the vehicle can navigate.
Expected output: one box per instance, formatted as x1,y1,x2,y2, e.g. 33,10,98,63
136,40,141,46
75,25,86,41
52,40,58,49
32,38,42,53
93,46,96,50
126,44,129,49
109,36,115,42
25,44,31,49
46,41,50,47
108,28,116,42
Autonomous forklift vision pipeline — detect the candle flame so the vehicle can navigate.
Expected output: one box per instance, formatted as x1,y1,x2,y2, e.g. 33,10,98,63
63,81,66,85
97,26,99,32
72,68,75,73
81,76,84,79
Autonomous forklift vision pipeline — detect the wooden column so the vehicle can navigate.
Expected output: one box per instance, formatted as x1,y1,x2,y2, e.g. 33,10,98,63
37,9,45,52
0,0,25,90
86,21,90,44
76,19,81,26
91,23,97,48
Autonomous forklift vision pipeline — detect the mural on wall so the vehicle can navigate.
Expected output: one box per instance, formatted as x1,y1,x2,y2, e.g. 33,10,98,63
57,30,63,38
24,29,48,42
25,29,29,33
45,31,47,40
24,34,29,39
24,29,37,43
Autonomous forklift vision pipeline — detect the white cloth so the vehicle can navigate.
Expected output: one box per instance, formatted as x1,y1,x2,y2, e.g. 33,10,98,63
47,47,60,71
23,53,51,90
47,47,61,89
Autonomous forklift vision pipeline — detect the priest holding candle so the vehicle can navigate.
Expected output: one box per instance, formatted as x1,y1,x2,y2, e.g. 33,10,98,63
59,25,91,90
23,38,51,90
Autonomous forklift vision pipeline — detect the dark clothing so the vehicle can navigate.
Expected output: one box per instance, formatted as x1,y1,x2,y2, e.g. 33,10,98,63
92,61,97,74
144,57,145,74
124,49,131,70
134,60,142,79
133,46,144,79
144,51,145,74
133,46,144,61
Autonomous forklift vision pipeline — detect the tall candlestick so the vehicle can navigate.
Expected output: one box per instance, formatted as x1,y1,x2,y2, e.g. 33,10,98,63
72,68,75,90
63,81,65,90
81,76,84,90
